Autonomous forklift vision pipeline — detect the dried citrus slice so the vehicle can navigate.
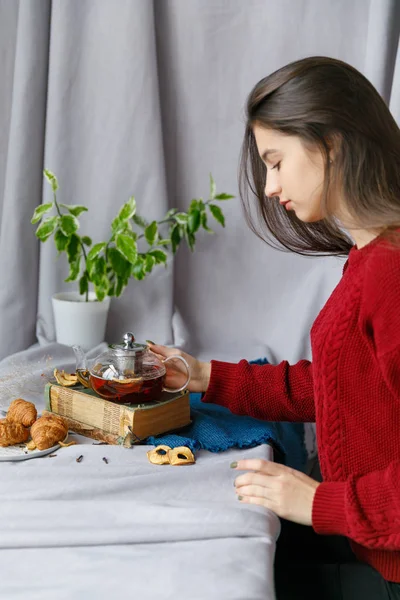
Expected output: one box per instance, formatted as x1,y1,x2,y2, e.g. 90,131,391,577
53,368,79,387
147,445,171,465
111,377,142,385
168,446,195,466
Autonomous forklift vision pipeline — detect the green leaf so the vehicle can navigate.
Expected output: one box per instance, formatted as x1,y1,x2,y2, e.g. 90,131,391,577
94,282,108,302
118,196,136,221
82,236,92,246
132,257,146,281
165,208,178,218
108,247,132,279
188,208,201,234
170,224,181,254
201,211,214,233
79,273,89,295
65,256,81,282
116,234,137,264
54,229,70,252
158,238,171,246
90,256,107,285
67,233,80,264
60,204,88,217
214,193,235,200
107,281,116,297
144,254,156,274
43,169,59,192
111,216,123,233
209,173,216,199
121,228,136,240
87,242,106,262
132,214,148,228
35,216,59,241
173,213,188,225
148,249,168,264
31,203,53,224
144,221,158,246
185,229,196,252
115,276,127,297
209,203,225,227
60,214,79,236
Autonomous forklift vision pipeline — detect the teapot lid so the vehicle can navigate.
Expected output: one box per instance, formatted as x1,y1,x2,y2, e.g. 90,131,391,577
109,332,147,356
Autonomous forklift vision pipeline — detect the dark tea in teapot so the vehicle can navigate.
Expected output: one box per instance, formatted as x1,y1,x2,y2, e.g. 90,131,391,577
89,365,165,404
74,331,190,403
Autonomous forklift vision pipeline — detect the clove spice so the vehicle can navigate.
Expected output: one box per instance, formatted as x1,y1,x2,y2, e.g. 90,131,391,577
102,457,109,464
76,454,83,463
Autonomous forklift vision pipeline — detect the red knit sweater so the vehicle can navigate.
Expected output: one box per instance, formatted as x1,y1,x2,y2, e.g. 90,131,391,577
202,236,400,582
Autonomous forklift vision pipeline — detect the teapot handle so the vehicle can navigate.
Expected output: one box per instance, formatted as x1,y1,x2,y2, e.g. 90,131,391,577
161,355,191,393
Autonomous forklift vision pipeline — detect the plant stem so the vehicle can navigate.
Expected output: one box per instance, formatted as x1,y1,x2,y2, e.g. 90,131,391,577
136,217,175,241
54,190,89,301
80,243,89,301
53,192,62,217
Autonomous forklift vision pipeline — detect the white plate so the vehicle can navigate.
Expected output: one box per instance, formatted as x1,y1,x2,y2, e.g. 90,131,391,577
0,436,68,462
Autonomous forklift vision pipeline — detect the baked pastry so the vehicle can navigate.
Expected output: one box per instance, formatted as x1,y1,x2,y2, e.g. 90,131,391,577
30,414,68,450
7,399,37,427
0,422,30,446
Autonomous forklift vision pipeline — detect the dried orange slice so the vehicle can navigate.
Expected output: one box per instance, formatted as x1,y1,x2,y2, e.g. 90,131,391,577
111,377,142,385
53,368,79,387
147,445,171,465
168,446,195,466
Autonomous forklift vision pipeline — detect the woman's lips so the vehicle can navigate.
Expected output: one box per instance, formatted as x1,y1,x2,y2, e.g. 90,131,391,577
280,200,292,210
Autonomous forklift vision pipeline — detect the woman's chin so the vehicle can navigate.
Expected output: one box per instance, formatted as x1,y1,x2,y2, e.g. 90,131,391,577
294,209,324,223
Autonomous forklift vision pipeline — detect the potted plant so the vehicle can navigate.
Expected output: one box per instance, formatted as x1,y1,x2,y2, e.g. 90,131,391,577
32,170,234,349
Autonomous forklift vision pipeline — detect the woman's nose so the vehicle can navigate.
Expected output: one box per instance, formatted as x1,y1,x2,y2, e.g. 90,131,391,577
265,176,282,199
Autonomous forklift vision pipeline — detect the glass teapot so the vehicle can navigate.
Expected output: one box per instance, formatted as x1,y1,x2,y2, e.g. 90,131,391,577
72,332,190,405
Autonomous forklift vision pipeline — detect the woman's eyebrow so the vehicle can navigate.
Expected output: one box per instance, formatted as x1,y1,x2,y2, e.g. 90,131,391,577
261,149,278,162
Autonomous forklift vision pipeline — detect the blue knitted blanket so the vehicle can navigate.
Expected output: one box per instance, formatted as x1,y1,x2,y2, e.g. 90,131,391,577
146,358,307,472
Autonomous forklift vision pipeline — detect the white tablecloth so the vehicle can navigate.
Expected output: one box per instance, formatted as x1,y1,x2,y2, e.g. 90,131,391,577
0,343,280,600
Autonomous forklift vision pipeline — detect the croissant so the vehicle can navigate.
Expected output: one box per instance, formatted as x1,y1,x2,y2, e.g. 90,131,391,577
0,422,30,446
31,414,68,450
7,399,37,427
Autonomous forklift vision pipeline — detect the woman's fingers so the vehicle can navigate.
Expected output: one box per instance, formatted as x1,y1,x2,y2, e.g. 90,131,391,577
232,458,290,476
234,472,276,490
147,343,178,358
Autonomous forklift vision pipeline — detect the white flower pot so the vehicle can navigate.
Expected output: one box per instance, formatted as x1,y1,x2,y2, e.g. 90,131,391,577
52,291,111,350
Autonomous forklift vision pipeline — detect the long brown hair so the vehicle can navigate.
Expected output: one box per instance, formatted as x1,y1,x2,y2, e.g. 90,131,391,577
239,56,400,255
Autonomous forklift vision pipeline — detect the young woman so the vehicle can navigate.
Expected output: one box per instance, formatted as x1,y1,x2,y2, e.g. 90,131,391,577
149,56,400,599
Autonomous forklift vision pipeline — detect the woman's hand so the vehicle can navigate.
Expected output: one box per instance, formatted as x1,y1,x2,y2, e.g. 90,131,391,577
233,459,320,526
147,343,211,393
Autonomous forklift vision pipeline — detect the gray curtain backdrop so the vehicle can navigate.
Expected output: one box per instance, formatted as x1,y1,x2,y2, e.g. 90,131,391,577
0,0,399,364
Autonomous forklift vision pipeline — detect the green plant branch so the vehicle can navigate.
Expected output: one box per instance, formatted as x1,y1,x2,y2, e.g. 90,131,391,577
31,171,234,302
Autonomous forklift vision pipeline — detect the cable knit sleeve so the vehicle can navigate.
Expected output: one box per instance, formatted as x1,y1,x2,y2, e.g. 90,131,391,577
201,359,315,423
312,462,400,550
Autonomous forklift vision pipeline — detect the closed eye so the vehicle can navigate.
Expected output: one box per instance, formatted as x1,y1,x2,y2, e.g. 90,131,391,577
271,161,281,171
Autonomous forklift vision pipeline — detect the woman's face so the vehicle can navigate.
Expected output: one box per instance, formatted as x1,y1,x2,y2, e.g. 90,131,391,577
253,124,328,223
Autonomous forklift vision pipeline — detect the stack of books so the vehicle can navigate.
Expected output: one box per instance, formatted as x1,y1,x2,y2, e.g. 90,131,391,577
44,383,191,446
